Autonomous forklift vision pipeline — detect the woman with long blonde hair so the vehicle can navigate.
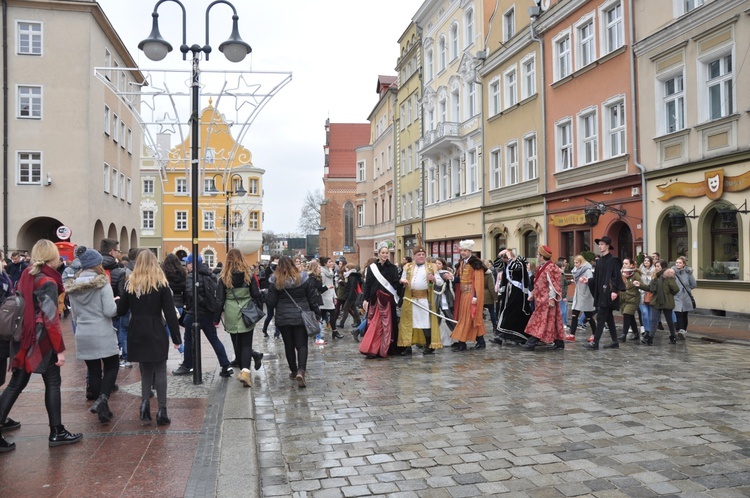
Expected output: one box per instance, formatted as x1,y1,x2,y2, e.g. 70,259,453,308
118,250,181,425
0,240,82,452
266,256,320,387
215,249,262,387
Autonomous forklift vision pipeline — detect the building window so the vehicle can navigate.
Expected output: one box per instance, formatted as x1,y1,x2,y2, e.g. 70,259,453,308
203,178,215,195
504,68,517,108
524,135,538,180
119,173,125,201
557,120,573,171
343,202,354,249
127,178,132,203
428,166,437,204
113,114,119,142
249,211,260,230
706,53,733,121
602,1,624,55
406,192,413,219
450,23,459,60
490,149,502,190
464,7,475,48
17,152,42,184
451,89,460,122
357,204,365,227
438,37,447,72
555,32,571,80
407,145,413,172
577,17,596,69
127,128,133,154
677,0,703,15
663,72,685,133
438,97,447,124
104,106,111,135
112,169,119,197
176,211,188,231
203,211,215,231
451,157,461,197
17,85,42,119
120,121,126,149
176,177,188,195
143,178,154,194
248,177,259,195
524,230,538,259
506,142,519,185
426,49,434,82
605,99,626,158
521,55,536,99
708,209,738,278
142,210,154,230
579,110,598,165
356,160,365,182
467,150,478,193
466,82,477,117
17,21,42,55
489,79,500,115
203,251,216,269
386,146,392,170
104,164,111,193
504,7,515,42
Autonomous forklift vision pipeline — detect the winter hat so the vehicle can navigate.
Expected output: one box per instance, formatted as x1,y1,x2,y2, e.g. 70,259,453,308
185,253,203,265
79,248,103,269
74,245,87,259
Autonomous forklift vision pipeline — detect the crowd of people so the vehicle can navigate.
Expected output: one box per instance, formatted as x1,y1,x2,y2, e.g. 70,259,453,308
0,233,698,454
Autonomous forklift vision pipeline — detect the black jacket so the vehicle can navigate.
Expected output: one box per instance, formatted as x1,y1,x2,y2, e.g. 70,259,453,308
265,273,320,327
7,261,27,285
214,270,261,323
100,252,125,297
165,269,187,309
117,285,181,363
184,263,217,316
590,252,625,308
362,260,400,303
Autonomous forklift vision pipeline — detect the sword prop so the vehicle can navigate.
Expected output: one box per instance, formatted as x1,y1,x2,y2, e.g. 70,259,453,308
403,297,458,324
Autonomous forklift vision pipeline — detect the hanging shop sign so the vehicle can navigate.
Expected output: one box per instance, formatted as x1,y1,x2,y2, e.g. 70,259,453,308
657,169,750,201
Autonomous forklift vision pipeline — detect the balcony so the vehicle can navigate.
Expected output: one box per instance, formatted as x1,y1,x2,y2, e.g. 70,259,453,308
419,122,463,159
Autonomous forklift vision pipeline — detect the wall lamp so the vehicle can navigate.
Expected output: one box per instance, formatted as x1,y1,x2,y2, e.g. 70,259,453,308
583,198,626,227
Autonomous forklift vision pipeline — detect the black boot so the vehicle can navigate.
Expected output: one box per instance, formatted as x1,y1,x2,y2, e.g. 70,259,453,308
0,433,15,453
332,331,344,339
521,336,539,351
452,341,467,352
618,334,627,343
472,336,486,350
156,407,171,426
91,394,112,423
140,399,152,423
252,351,264,371
49,425,83,447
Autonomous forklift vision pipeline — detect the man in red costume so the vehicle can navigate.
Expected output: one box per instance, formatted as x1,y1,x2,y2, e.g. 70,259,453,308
450,240,487,351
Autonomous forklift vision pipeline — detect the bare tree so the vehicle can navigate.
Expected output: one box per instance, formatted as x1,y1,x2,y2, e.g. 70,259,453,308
297,189,324,235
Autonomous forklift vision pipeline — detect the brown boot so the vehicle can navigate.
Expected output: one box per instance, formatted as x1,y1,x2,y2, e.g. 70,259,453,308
295,370,306,388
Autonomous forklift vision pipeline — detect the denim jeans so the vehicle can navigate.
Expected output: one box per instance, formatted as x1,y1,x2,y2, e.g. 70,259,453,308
182,312,230,369
114,312,130,361
560,300,568,327
650,308,676,339
638,304,652,333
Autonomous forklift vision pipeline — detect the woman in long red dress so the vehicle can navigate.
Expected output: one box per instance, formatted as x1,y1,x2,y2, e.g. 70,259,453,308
359,243,400,359
521,245,565,351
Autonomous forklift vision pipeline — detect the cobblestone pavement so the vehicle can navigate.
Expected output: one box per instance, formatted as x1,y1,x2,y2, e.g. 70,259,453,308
250,331,750,497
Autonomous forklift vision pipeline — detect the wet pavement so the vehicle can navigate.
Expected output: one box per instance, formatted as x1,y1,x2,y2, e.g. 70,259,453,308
1,312,749,497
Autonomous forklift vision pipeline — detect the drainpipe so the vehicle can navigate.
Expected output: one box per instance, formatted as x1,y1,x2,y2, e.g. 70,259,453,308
2,0,8,255
529,17,548,242
628,0,647,253
416,23,426,248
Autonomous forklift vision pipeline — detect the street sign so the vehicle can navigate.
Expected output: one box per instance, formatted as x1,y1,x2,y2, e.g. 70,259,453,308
56,226,72,240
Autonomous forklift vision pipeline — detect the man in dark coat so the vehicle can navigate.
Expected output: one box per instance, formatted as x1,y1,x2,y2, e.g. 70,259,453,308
584,236,625,350
172,254,233,377
6,252,28,286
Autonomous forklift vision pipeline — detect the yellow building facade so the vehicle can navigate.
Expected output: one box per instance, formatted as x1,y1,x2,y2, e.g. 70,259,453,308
161,103,264,267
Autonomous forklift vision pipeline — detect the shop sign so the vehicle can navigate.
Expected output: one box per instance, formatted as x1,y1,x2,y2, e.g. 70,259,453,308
657,168,750,201
549,213,586,227
56,226,72,240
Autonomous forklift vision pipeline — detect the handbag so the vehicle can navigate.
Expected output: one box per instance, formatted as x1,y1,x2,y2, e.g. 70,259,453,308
643,291,652,304
230,288,265,327
283,288,319,337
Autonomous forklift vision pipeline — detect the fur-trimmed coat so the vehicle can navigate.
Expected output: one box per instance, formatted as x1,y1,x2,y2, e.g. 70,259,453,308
65,270,119,360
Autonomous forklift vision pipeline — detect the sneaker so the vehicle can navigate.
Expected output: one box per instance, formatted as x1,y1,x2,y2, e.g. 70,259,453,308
172,364,192,376
639,326,645,334
237,369,252,387
588,335,595,343
314,338,328,345
677,329,686,340
220,365,234,377
119,360,133,368
563,334,575,342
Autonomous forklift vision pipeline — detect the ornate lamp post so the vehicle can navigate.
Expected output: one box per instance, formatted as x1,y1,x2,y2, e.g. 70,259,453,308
139,0,251,385
210,173,246,251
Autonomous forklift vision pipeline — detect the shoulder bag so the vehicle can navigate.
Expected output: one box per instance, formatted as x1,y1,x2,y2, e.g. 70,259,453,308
283,288,319,337
230,287,265,327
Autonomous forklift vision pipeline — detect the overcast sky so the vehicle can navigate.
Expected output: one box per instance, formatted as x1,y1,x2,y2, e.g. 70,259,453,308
97,0,424,235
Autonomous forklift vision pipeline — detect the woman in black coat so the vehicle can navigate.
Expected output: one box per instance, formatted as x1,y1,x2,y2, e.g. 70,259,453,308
265,256,320,388
358,243,401,359
118,251,181,425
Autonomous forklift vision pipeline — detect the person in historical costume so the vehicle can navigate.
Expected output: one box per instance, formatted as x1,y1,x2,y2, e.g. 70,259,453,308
493,249,533,345
583,236,625,350
397,247,443,356
521,245,566,351
450,240,487,351
359,243,401,359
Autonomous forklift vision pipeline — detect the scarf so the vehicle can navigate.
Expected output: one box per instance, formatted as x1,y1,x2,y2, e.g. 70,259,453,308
572,262,591,282
17,264,64,350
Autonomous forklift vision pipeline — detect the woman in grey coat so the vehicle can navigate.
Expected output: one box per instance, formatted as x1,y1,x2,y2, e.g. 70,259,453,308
569,255,597,340
64,248,119,423
672,256,696,340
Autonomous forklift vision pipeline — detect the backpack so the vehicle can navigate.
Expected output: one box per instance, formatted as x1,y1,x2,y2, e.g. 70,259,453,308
200,272,220,313
0,294,25,342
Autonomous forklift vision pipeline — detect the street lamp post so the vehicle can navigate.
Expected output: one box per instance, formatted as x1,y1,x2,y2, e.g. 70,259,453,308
210,173,246,251
139,0,251,385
